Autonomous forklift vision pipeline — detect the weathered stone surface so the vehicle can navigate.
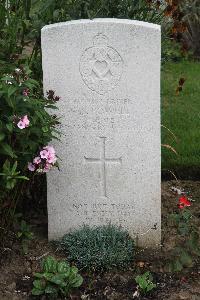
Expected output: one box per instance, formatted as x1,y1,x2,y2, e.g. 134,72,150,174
41,19,161,247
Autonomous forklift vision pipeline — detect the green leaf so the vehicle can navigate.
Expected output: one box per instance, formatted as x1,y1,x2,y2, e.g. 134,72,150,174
182,210,192,220
6,179,16,189
15,175,29,181
1,143,16,158
148,272,153,282
6,123,13,132
45,285,58,294
57,261,70,274
71,274,83,287
45,104,58,109
135,275,140,284
42,272,53,281
42,126,49,133
31,287,44,296
50,274,65,285
8,85,18,97
2,159,11,171
173,259,183,272
43,256,57,273
34,273,44,279
146,282,156,292
33,279,45,290
0,132,5,141
178,222,189,235
70,266,78,276
180,251,193,267
11,161,17,173
17,232,23,238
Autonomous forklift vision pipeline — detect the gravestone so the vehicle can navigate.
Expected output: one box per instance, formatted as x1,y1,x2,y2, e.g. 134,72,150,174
41,19,161,248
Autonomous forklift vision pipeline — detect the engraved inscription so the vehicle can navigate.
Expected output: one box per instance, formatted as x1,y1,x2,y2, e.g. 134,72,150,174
72,202,135,224
66,98,131,115
80,34,123,95
84,137,122,197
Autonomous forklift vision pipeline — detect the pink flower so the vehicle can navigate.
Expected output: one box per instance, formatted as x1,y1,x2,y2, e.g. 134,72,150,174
33,156,41,164
17,115,30,129
17,120,26,129
44,145,55,155
22,115,30,127
28,162,35,172
41,146,57,164
47,155,57,164
43,163,52,173
40,149,49,159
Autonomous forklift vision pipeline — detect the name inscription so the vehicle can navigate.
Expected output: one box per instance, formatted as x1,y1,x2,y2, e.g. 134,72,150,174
72,202,135,224
66,98,131,115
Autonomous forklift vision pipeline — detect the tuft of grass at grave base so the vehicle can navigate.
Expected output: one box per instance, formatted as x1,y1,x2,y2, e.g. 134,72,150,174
161,60,200,179
59,224,135,271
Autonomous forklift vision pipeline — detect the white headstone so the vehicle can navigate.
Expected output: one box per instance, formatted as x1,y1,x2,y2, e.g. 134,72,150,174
41,19,161,248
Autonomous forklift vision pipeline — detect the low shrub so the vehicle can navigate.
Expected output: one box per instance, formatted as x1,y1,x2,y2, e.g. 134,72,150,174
60,224,135,271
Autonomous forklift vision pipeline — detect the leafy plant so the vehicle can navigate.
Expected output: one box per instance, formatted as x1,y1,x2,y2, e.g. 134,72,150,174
162,38,186,63
0,0,32,72
135,271,156,295
167,196,200,272
16,219,33,254
180,0,200,58
0,160,28,190
60,224,135,271
32,256,83,298
0,66,59,243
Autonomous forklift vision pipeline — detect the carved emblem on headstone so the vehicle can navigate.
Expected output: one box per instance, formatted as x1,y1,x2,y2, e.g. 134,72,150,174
80,34,123,95
84,137,122,198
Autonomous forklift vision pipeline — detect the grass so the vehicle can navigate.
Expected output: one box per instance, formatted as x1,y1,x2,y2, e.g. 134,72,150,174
161,60,200,179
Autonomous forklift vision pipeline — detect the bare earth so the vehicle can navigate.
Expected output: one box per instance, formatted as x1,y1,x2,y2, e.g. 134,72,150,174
0,181,200,300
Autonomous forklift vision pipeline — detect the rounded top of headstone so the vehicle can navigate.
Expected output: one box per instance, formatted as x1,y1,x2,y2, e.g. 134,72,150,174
41,18,161,33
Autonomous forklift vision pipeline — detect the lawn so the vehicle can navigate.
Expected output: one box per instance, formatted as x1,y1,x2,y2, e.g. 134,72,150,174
161,60,200,179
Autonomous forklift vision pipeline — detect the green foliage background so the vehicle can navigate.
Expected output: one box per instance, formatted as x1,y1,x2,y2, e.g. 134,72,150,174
161,61,200,178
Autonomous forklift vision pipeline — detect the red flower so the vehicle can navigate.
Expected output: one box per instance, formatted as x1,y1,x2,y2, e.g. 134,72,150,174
178,196,191,209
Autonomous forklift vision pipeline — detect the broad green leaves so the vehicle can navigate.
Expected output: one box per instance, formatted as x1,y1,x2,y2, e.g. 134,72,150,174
135,272,156,295
32,256,83,297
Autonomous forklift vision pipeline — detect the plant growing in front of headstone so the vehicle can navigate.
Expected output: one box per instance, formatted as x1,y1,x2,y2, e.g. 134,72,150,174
135,271,156,295
167,196,200,272
60,224,135,271
16,220,33,254
0,66,59,243
32,256,83,298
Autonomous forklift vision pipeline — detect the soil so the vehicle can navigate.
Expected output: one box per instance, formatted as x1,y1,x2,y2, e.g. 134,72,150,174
0,180,200,300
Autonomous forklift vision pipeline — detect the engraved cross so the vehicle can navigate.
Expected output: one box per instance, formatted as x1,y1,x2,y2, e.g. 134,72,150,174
84,137,122,198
